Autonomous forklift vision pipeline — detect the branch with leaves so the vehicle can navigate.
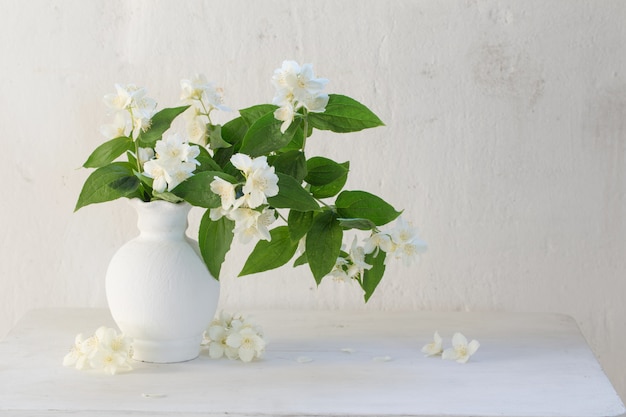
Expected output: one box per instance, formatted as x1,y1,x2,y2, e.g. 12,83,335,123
76,61,426,302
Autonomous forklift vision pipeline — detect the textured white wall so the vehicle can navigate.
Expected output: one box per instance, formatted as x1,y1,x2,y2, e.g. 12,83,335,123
1,0,625,401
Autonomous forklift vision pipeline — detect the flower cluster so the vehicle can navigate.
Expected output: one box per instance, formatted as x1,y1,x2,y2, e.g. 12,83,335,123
143,134,200,193
180,73,229,144
210,154,279,243
422,331,480,364
77,60,426,302
202,311,266,362
271,60,329,133
100,83,202,194
329,217,427,283
103,84,157,140
63,326,133,375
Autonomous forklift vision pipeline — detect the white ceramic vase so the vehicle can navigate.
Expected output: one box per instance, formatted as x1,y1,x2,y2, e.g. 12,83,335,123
105,199,220,363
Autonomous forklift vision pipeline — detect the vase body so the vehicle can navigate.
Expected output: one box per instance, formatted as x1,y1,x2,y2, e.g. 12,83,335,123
105,199,220,363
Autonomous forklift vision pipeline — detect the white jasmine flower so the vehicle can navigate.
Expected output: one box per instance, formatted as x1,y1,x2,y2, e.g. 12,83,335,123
163,161,197,191
241,165,279,209
210,177,237,210
181,74,229,112
63,334,90,369
131,115,152,139
142,136,199,192
103,83,144,110
388,217,427,266
229,154,279,209
271,60,329,130
183,106,208,144
80,334,99,358
274,104,295,133
348,237,372,275
137,147,155,167
394,240,428,267
64,327,133,375
271,61,328,101
226,327,266,362
256,208,277,239
300,91,329,113
95,327,132,355
203,311,266,362
133,94,158,117
230,207,260,230
231,207,275,243
203,85,229,112
230,153,266,177
100,112,129,139
209,206,233,221
143,159,169,193
442,332,480,364
328,257,350,282
363,232,393,255
89,348,130,375
204,324,230,359
155,134,200,165
180,74,213,102
271,60,301,91
421,331,443,357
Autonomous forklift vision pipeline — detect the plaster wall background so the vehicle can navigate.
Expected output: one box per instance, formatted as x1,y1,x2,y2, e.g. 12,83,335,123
1,0,625,401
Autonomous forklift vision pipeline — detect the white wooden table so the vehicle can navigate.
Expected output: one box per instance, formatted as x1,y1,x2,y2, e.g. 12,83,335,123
0,308,623,417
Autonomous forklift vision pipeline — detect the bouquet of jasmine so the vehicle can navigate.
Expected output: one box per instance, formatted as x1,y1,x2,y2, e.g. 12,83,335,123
76,61,426,301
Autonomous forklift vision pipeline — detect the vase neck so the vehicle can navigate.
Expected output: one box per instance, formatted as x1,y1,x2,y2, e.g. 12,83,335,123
130,199,191,239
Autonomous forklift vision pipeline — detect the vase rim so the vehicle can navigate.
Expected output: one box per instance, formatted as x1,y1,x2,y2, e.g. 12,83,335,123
128,198,191,208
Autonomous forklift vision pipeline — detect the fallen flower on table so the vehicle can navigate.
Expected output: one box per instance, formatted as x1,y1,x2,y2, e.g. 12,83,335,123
421,331,443,357
202,311,266,362
63,326,133,375
441,332,480,364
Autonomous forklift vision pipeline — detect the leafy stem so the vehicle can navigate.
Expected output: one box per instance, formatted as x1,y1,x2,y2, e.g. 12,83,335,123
301,108,309,152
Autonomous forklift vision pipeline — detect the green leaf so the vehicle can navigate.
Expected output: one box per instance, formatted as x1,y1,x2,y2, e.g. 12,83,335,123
308,94,384,133
271,150,307,182
336,190,401,226
83,136,133,168
221,116,248,146
337,217,377,231
288,210,314,242
305,156,349,186
207,124,232,151
278,126,304,153
267,173,320,212
310,161,349,199
198,212,234,279
195,146,222,172
239,227,299,276
75,162,140,211
306,211,343,284
213,146,236,170
293,251,308,267
152,191,184,203
362,251,387,302
239,113,300,157
170,171,224,208
137,106,190,148
239,104,278,126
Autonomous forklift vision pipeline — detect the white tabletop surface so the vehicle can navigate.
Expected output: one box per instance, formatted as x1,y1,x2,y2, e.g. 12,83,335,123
0,308,623,417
